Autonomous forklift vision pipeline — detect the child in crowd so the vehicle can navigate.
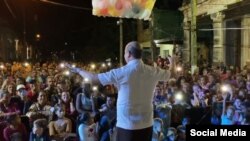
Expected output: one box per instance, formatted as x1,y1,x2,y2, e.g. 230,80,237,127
29,118,50,141
176,125,186,141
166,127,177,141
49,106,72,140
78,112,98,141
221,93,235,125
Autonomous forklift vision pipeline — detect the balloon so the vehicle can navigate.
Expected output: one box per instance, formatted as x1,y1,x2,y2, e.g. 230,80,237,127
96,0,109,9
108,0,116,5
115,0,123,10
131,4,141,14
145,0,155,9
92,0,156,20
139,10,150,20
122,0,132,9
108,7,119,16
100,8,109,15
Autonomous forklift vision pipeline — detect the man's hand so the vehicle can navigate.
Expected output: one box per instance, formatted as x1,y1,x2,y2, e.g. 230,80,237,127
65,63,79,73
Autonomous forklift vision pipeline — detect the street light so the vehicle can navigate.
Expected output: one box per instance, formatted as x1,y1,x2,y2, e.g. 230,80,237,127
36,33,41,41
36,34,40,38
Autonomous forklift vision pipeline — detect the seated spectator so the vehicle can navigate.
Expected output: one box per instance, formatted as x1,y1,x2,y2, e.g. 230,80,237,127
44,76,58,106
153,85,167,106
78,112,98,141
152,118,164,141
176,125,186,141
6,83,16,97
16,84,33,115
98,96,116,141
166,127,177,141
48,106,72,140
237,102,250,125
221,94,235,125
211,101,222,125
241,109,250,125
3,114,28,141
91,86,106,113
26,81,39,103
207,73,217,92
26,70,43,84
246,73,250,94
233,97,244,124
199,76,209,91
57,91,76,118
0,120,9,141
0,75,3,88
76,82,95,116
29,119,50,141
26,91,52,121
15,77,25,86
0,91,20,121
1,79,14,93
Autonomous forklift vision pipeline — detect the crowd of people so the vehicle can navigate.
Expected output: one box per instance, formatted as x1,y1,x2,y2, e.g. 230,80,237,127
0,57,250,141
153,56,250,140
0,61,117,141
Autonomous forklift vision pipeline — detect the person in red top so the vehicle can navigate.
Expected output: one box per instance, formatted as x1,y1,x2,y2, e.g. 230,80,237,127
26,82,39,103
0,92,20,122
3,114,28,141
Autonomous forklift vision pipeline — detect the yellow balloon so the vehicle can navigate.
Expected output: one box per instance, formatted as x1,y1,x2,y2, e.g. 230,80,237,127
145,0,156,10
108,7,118,16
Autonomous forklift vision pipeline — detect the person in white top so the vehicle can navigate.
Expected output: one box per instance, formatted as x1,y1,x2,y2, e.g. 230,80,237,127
67,41,175,141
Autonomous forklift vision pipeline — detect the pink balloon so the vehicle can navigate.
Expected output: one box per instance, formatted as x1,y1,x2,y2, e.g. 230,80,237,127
97,0,108,9
122,0,132,9
115,0,123,10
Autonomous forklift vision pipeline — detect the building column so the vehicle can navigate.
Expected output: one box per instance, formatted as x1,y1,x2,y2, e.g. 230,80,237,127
211,12,225,66
241,15,250,68
182,14,191,64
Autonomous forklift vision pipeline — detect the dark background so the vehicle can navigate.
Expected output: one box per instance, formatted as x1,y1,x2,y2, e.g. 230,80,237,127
0,0,183,62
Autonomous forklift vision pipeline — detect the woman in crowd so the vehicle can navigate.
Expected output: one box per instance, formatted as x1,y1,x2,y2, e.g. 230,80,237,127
76,82,96,116
26,91,52,122
0,91,20,121
58,91,76,118
221,93,235,125
3,114,28,141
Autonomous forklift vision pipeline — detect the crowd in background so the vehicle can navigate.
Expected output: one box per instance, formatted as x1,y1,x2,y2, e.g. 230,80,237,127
0,58,250,141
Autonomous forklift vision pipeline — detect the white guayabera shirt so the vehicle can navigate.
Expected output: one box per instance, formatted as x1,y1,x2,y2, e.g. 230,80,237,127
98,59,170,130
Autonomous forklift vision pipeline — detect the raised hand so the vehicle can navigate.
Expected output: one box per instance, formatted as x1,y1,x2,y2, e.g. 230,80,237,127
65,63,78,73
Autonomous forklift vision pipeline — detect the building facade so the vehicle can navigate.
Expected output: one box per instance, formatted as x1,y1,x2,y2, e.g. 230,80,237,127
137,9,183,61
180,0,250,68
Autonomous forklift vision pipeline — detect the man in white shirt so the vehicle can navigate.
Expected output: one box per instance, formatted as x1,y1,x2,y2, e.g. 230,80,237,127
67,41,175,141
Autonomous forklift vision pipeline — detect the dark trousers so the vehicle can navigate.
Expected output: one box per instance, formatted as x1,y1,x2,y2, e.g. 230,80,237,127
116,126,153,141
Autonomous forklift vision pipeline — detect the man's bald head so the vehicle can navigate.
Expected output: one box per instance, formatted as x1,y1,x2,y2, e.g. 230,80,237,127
126,41,142,59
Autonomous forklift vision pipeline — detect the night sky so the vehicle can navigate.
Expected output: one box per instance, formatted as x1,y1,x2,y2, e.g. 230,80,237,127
0,0,182,61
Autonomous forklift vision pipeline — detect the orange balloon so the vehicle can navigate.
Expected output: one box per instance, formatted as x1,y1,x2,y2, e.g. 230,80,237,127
100,8,109,16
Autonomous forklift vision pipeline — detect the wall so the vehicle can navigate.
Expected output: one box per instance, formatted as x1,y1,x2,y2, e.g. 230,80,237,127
157,44,174,58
